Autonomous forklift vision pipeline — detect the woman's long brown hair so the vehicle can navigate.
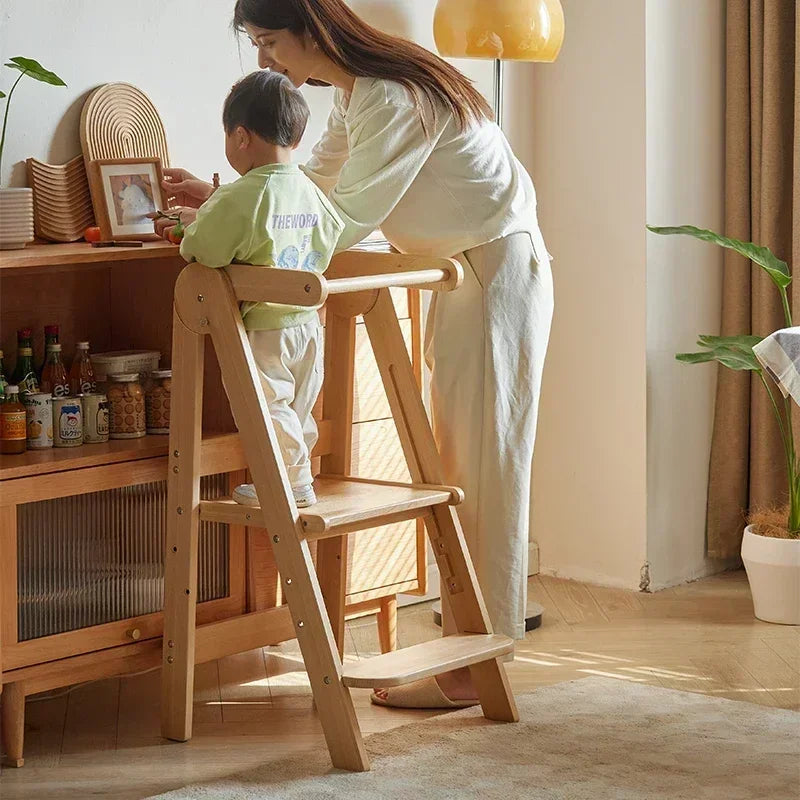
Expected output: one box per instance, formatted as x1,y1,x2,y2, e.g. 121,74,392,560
232,0,493,132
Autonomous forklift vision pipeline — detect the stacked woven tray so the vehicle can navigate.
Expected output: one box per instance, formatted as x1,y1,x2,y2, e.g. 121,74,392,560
26,154,94,242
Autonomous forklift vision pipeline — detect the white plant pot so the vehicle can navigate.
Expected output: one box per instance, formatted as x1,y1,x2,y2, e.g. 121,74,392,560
741,525,800,625
0,187,35,250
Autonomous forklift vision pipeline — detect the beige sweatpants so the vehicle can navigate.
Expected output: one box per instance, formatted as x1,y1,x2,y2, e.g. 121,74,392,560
248,321,324,488
425,232,554,639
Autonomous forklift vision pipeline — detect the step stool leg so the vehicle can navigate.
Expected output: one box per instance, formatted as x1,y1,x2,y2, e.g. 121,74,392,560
198,270,369,771
161,310,205,742
317,311,356,657
363,289,518,722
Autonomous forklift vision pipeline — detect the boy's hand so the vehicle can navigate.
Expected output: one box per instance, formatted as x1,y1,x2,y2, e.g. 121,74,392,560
162,167,214,209
148,207,197,241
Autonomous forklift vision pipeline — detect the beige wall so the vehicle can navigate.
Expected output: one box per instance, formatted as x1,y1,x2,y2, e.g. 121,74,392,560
645,0,733,588
0,0,491,187
528,0,650,588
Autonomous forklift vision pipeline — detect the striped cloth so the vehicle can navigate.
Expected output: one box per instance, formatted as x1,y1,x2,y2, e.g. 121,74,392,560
754,327,800,405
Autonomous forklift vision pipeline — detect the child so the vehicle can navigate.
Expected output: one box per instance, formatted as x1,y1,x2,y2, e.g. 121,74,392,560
179,71,344,507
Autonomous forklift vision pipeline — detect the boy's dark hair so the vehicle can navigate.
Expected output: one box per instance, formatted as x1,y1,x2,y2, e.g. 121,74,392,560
223,71,309,147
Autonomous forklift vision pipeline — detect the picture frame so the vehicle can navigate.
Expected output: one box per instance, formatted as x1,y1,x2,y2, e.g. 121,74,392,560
87,157,166,241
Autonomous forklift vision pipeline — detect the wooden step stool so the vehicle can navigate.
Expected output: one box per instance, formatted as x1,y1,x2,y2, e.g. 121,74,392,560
161,251,519,771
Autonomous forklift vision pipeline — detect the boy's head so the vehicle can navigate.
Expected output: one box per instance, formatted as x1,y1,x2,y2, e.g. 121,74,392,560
223,70,310,174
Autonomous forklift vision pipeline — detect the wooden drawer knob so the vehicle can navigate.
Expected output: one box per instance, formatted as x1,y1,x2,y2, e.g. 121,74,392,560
126,628,142,641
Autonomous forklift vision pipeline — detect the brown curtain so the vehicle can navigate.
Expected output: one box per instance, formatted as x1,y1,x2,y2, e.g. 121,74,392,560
707,0,799,558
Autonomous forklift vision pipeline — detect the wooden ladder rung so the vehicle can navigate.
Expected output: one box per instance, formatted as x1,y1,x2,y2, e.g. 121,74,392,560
198,476,462,538
341,634,514,688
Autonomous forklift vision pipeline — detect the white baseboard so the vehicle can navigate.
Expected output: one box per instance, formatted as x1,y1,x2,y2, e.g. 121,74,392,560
529,540,540,576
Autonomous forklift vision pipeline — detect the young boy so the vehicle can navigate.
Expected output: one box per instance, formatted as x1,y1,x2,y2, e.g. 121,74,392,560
179,71,344,508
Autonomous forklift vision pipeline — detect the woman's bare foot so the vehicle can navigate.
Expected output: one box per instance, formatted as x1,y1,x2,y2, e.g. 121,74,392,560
372,666,478,704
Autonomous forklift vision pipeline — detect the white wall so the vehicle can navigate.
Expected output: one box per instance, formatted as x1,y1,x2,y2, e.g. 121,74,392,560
645,0,733,588
0,0,490,187
529,0,650,588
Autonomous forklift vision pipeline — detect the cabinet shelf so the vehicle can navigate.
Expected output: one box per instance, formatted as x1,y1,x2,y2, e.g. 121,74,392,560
0,240,181,271
0,432,245,482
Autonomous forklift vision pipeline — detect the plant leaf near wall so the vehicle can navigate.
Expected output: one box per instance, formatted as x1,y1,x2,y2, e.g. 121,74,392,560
4,56,67,87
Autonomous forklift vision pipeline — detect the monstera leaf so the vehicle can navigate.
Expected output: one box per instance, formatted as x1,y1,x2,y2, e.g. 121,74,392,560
647,225,791,291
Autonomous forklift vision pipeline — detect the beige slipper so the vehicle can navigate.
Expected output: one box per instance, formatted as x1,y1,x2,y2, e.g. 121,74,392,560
370,676,480,709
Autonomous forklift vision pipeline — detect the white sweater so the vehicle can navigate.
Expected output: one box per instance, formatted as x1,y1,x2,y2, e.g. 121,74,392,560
302,77,549,262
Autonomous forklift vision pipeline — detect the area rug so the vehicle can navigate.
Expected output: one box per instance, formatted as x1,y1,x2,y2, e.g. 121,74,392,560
150,677,800,799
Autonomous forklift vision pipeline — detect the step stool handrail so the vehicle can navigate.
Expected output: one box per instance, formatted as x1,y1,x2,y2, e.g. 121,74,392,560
222,251,463,306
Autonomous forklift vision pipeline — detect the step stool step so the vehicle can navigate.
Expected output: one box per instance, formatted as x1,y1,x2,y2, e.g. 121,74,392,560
341,634,513,688
198,476,462,538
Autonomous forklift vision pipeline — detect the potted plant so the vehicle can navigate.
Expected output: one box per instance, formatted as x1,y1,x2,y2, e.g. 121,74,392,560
648,224,798,624
0,56,66,250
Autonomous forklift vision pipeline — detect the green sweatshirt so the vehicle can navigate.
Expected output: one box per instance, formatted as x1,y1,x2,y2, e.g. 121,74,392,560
180,163,344,331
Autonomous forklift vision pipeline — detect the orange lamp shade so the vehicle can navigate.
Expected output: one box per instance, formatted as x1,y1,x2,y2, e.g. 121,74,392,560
434,0,565,62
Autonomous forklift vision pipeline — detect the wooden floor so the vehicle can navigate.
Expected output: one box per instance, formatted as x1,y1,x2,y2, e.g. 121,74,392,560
1,570,798,799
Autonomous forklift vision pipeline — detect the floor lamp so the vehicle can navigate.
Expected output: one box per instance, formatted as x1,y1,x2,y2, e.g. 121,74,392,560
431,0,565,633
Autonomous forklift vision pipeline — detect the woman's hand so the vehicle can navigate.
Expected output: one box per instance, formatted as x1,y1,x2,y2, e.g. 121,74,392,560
149,207,198,242
161,167,214,209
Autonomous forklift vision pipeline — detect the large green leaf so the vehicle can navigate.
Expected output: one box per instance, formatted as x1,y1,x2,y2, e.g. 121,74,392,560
697,334,764,351
677,338,763,372
5,56,66,87
647,224,791,290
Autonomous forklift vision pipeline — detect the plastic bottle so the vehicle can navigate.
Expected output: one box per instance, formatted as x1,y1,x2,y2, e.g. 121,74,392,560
1,386,27,454
40,343,70,397
69,341,97,395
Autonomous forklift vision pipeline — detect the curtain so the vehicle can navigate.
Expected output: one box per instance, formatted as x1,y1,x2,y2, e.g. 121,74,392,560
707,0,799,558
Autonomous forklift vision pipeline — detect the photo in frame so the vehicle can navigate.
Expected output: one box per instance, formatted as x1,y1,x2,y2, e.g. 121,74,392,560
88,157,165,240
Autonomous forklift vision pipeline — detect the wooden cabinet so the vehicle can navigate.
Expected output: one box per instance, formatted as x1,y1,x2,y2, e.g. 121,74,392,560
0,242,425,766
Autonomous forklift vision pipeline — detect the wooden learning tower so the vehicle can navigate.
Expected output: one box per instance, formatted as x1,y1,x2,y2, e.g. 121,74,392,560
161,249,518,771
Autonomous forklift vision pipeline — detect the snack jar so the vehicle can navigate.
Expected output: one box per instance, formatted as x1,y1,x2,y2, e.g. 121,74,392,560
107,373,146,439
145,369,172,434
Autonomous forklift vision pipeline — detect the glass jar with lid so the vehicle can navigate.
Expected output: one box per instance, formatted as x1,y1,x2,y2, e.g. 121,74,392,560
107,373,146,439
146,369,172,434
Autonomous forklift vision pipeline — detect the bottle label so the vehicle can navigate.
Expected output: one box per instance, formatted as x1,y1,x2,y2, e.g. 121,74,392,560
52,383,70,398
80,379,96,394
1,411,27,441
20,372,39,393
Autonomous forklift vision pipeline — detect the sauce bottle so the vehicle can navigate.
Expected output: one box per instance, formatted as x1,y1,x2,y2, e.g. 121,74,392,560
11,328,33,386
0,349,7,400
37,324,59,380
1,386,27,454
69,341,97,395
40,343,70,397
14,346,39,394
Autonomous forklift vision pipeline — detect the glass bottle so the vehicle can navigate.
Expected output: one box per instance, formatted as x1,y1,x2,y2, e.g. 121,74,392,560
1,386,27,454
11,328,33,386
69,341,97,395
14,347,39,394
0,350,7,400
37,324,60,379
40,344,70,398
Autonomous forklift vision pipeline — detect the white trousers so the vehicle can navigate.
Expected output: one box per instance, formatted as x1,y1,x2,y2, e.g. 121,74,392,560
248,321,324,488
425,232,554,639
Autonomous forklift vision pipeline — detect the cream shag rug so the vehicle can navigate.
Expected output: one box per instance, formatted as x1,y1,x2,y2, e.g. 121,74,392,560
150,677,800,799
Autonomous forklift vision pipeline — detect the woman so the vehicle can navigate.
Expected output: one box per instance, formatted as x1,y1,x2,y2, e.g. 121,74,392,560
155,0,554,708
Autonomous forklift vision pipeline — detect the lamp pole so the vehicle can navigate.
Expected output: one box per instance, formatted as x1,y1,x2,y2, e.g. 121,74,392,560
494,58,504,128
